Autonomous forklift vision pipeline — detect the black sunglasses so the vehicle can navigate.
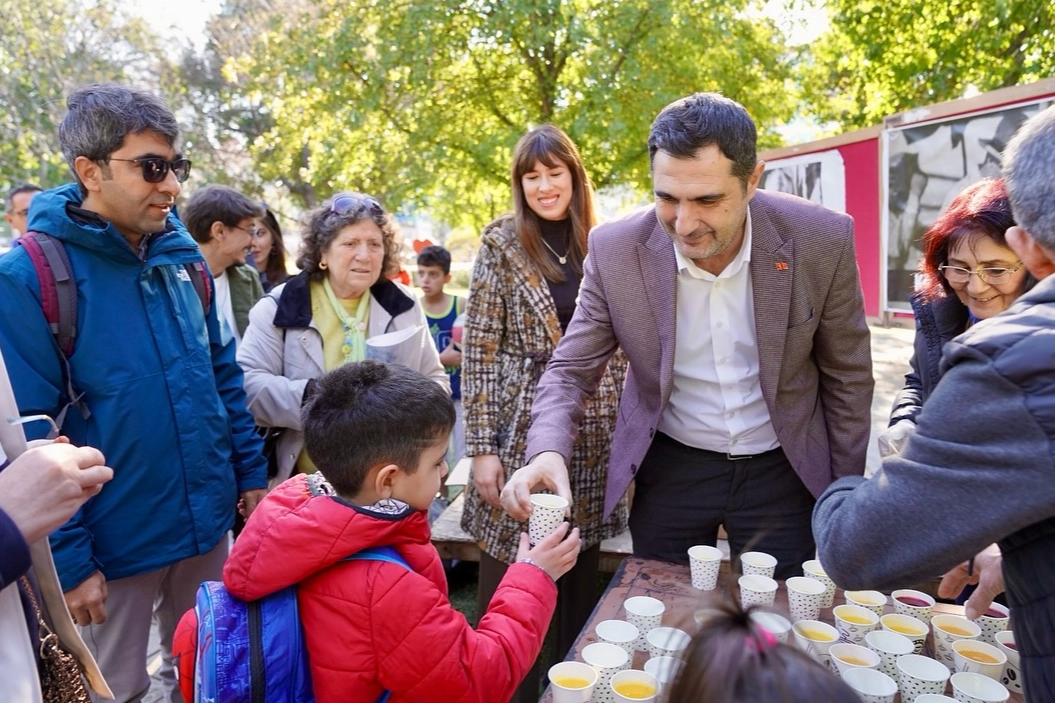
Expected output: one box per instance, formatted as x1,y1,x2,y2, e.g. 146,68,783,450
329,192,385,219
107,156,192,184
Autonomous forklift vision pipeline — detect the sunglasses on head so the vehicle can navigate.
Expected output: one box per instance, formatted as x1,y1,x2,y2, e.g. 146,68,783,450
329,192,385,219
106,156,192,184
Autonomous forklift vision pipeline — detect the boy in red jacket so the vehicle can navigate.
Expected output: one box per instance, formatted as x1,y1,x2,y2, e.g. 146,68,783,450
223,361,581,702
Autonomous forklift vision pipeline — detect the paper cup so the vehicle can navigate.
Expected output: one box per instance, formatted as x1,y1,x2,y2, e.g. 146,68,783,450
687,545,723,591
548,661,598,703
738,574,778,608
950,671,1010,702
595,620,640,654
802,559,836,608
973,602,1010,646
785,576,827,622
932,614,982,670
841,667,898,703
749,611,792,644
740,551,777,578
846,589,888,616
610,669,659,703
645,626,691,660
624,596,664,651
865,629,914,679
643,656,684,694
953,639,1006,680
829,642,881,674
993,631,1021,693
897,654,951,699
833,604,880,644
792,620,839,668
582,642,630,703
892,588,936,624
528,493,568,545
880,613,929,654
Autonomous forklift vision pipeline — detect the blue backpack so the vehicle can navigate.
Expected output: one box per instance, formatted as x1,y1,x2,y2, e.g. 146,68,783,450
185,546,411,703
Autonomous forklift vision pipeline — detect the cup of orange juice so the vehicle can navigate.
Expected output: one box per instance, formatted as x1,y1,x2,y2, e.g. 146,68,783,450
879,613,929,654
547,661,597,703
792,620,839,668
931,614,981,670
610,669,659,702
953,639,1006,680
832,604,880,644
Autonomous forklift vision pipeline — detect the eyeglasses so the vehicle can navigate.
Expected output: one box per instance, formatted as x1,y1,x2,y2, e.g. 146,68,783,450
939,263,1024,285
231,224,264,238
329,192,385,220
106,156,192,184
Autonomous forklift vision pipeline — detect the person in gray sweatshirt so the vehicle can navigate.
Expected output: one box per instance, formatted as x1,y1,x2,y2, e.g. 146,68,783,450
813,103,1055,702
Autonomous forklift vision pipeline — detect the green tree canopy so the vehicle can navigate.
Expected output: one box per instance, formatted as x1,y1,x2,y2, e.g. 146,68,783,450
800,0,1055,131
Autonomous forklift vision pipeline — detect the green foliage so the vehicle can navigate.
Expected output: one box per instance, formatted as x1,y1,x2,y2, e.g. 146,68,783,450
233,0,795,229
800,0,1055,131
0,0,159,194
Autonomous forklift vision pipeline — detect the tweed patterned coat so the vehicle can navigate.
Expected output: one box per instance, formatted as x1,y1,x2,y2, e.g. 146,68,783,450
461,216,628,563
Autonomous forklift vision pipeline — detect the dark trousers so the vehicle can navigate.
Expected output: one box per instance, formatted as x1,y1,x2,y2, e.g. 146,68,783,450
477,543,602,703
629,432,816,581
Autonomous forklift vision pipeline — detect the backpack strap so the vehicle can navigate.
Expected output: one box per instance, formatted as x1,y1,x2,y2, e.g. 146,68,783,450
19,232,90,426
185,261,212,317
341,546,412,703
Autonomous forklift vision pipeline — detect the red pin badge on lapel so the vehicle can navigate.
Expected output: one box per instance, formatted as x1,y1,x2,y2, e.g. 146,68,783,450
775,262,789,271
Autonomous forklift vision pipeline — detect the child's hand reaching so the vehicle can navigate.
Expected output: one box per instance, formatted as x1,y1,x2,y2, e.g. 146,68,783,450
516,522,581,581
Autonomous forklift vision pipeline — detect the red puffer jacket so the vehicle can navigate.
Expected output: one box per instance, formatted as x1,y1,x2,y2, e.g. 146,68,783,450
224,475,557,703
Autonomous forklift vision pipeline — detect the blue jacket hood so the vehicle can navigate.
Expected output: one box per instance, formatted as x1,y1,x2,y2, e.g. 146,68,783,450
26,183,199,264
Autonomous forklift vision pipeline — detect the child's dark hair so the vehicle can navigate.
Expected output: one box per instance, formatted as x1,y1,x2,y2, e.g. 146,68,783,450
667,602,860,703
302,361,455,496
416,244,452,275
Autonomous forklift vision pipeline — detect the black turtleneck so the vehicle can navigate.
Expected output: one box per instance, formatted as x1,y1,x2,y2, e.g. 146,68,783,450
538,218,582,333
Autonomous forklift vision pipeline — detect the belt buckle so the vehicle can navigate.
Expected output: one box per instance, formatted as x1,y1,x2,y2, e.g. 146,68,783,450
726,451,754,461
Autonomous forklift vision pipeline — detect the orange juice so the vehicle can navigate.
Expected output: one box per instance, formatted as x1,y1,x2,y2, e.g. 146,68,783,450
613,681,656,698
939,624,975,637
887,623,925,636
963,650,1001,664
841,613,873,625
798,627,836,641
837,655,871,666
553,676,592,688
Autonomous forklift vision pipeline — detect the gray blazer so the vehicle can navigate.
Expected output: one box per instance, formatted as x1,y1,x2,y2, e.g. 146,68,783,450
525,190,875,516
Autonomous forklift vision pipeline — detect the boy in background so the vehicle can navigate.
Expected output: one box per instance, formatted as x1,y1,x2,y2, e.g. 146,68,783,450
417,244,465,494
223,361,581,702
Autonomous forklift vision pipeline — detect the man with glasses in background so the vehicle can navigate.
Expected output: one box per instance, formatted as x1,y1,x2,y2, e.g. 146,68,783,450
4,183,42,242
0,83,267,703
182,184,266,343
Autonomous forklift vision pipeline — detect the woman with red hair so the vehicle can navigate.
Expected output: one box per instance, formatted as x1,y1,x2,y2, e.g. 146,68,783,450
881,178,1034,455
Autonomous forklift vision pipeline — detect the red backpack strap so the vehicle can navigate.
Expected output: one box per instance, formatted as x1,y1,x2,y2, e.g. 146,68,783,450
185,262,212,317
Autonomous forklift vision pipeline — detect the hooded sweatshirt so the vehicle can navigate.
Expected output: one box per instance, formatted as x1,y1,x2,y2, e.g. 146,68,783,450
224,474,557,703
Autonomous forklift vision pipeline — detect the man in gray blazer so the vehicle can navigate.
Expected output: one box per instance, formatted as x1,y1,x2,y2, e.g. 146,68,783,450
501,93,874,578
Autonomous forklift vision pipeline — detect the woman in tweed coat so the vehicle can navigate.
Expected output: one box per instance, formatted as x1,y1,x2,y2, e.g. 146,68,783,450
462,124,627,702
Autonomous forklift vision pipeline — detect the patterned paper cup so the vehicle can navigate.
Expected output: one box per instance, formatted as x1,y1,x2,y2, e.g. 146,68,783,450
865,629,914,680
644,656,685,695
898,654,951,700
993,631,1021,693
749,611,792,644
595,620,640,655
949,671,1010,702
786,576,827,622
892,588,936,625
932,614,982,671
841,667,898,703
581,642,630,703
792,620,839,668
830,642,881,675
645,626,691,660
624,596,665,651
548,661,598,703
802,559,836,608
528,493,568,545
833,604,880,644
880,613,929,655
953,639,1006,680
739,574,778,609
846,590,888,616
973,602,1010,646
687,545,723,591
740,551,777,578
610,669,659,703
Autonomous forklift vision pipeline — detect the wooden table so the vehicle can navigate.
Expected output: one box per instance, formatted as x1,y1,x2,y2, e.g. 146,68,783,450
539,557,1022,702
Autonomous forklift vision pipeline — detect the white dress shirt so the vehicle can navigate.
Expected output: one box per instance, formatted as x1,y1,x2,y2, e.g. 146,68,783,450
212,269,241,344
657,210,780,455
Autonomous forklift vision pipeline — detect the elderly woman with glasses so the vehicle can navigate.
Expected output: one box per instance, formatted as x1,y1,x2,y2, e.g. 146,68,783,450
880,178,1034,457
237,192,447,485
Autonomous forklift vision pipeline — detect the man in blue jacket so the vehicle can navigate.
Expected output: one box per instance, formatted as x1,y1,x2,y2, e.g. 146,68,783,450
0,83,268,702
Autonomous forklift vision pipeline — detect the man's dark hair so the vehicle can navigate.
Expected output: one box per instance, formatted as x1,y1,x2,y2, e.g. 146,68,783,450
648,93,758,187
302,361,455,497
181,185,265,244
59,83,180,194
416,244,452,275
6,183,43,210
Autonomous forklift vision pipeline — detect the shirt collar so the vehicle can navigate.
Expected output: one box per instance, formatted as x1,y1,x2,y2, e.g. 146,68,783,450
672,208,753,280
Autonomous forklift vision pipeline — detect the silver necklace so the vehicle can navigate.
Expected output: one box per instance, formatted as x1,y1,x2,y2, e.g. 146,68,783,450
540,237,568,265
